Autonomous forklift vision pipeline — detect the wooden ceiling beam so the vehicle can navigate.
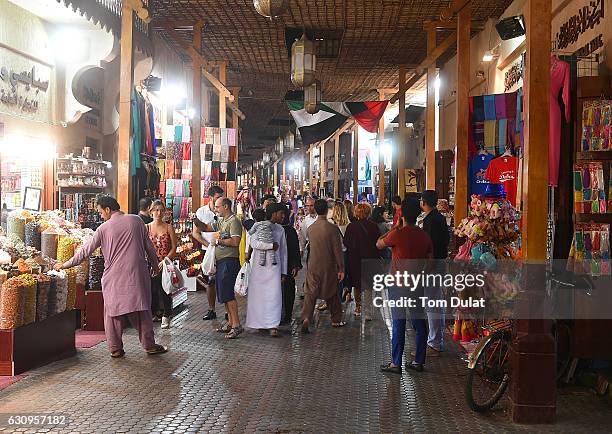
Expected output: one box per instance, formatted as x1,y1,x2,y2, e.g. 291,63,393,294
151,18,195,29
424,19,485,31
440,0,472,20
390,31,457,104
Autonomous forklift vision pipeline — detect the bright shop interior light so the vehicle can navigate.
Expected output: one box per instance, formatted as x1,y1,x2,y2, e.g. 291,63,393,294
51,28,87,63
0,135,56,161
160,84,187,106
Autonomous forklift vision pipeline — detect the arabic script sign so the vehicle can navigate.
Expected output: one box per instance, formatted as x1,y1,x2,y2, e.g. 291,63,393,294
553,0,605,51
0,47,52,121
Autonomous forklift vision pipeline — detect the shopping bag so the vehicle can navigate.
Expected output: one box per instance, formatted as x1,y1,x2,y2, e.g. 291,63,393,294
234,261,250,297
161,258,184,295
201,244,216,276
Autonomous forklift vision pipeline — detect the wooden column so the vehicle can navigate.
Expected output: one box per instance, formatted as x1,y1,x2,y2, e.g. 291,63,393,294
426,28,437,190
378,90,385,205
231,87,240,129
117,3,135,212
398,66,408,199
352,126,359,205
333,134,340,197
510,0,555,424
218,61,227,128
191,21,203,210
274,160,278,188
282,158,287,185
454,5,470,222
309,147,314,194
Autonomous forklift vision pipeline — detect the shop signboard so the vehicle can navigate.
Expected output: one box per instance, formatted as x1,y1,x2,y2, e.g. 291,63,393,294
72,65,104,132
552,0,608,59
0,47,52,123
404,169,418,193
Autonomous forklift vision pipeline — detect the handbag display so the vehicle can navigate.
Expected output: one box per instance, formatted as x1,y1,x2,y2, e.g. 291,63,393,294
161,258,184,295
201,244,216,275
234,261,250,297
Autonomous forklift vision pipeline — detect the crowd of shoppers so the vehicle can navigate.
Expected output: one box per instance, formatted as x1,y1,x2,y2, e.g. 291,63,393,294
57,187,450,376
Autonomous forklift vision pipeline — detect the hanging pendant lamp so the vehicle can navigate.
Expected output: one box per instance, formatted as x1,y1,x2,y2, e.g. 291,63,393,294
291,33,316,88
253,0,286,18
304,80,322,114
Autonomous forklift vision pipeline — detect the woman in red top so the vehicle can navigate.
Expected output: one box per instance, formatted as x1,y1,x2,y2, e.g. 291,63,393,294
148,200,178,328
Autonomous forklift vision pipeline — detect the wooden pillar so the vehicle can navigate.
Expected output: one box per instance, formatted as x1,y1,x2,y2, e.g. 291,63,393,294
426,28,437,190
398,66,408,199
510,0,555,424
333,135,340,197
191,21,203,210
274,160,278,188
378,90,386,205
117,3,135,212
282,159,287,186
231,87,240,129
352,126,359,205
309,147,314,194
218,61,227,128
454,5,470,222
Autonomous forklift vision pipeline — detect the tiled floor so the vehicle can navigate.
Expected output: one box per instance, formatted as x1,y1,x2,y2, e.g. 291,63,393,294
0,282,610,433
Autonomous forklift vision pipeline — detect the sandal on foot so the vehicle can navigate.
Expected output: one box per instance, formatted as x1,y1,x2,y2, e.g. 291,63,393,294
269,328,279,337
216,323,231,333
224,327,243,339
354,306,362,317
380,363,402,374
301,319,310,334
332,321,347,327
316,302,328,311
146,344,167,355
110,349,125,358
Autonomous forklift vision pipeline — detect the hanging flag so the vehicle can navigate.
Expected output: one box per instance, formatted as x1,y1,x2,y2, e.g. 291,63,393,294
287,100,388,146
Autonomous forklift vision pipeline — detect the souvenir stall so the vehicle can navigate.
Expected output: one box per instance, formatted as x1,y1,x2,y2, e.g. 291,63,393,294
565,76,612,360
158,122,193,303
56,147,110,230
0,210,107,375
452,185,521,345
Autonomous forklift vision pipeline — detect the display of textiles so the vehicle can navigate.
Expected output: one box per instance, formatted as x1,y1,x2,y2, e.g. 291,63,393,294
469,91,522,158
192,126,239,197
567,223,610,276
573,162,607,214
608,162,612,211
581,100,611,151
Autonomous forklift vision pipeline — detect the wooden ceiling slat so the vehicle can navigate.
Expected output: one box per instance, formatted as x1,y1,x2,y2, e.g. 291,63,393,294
151,0,514,153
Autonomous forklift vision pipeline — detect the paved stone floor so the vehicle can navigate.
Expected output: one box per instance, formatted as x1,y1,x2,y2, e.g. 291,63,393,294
1,281,611,433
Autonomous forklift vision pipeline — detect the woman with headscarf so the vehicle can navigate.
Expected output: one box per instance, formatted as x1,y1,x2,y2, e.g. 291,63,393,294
343,203,382,319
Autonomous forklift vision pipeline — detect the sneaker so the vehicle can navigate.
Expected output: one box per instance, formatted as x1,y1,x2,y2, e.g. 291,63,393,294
161,317,171,329
202,310,217,321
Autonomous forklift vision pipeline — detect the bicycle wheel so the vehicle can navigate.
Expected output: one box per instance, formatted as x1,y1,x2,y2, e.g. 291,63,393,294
465,331,511,412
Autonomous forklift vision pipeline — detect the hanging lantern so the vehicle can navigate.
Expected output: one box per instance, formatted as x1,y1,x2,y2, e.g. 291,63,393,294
304,79,322,114
291,34,316,88
253,0,287,18
276,137,284,155
284,131,295,152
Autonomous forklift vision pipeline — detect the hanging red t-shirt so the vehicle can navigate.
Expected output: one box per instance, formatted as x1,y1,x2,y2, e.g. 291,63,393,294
485,155,519,206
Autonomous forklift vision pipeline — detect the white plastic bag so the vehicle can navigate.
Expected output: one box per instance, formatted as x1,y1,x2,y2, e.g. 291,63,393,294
234,262,250,297
201,244,216,276
161,258,184,295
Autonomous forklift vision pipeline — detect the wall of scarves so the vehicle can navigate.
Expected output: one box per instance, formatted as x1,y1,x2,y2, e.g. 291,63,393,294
468,90,523,158
130,87,162,213
158,124,193,219
200,127,238,200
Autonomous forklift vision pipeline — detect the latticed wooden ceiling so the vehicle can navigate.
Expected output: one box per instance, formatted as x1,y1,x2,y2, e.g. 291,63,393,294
150,0,513,158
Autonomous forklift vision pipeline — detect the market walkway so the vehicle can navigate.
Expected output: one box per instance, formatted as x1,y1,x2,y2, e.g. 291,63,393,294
0,285,610,433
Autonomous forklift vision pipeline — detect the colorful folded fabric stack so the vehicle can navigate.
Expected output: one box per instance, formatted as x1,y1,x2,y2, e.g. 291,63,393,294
573,162,607,214
567,223,610,276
